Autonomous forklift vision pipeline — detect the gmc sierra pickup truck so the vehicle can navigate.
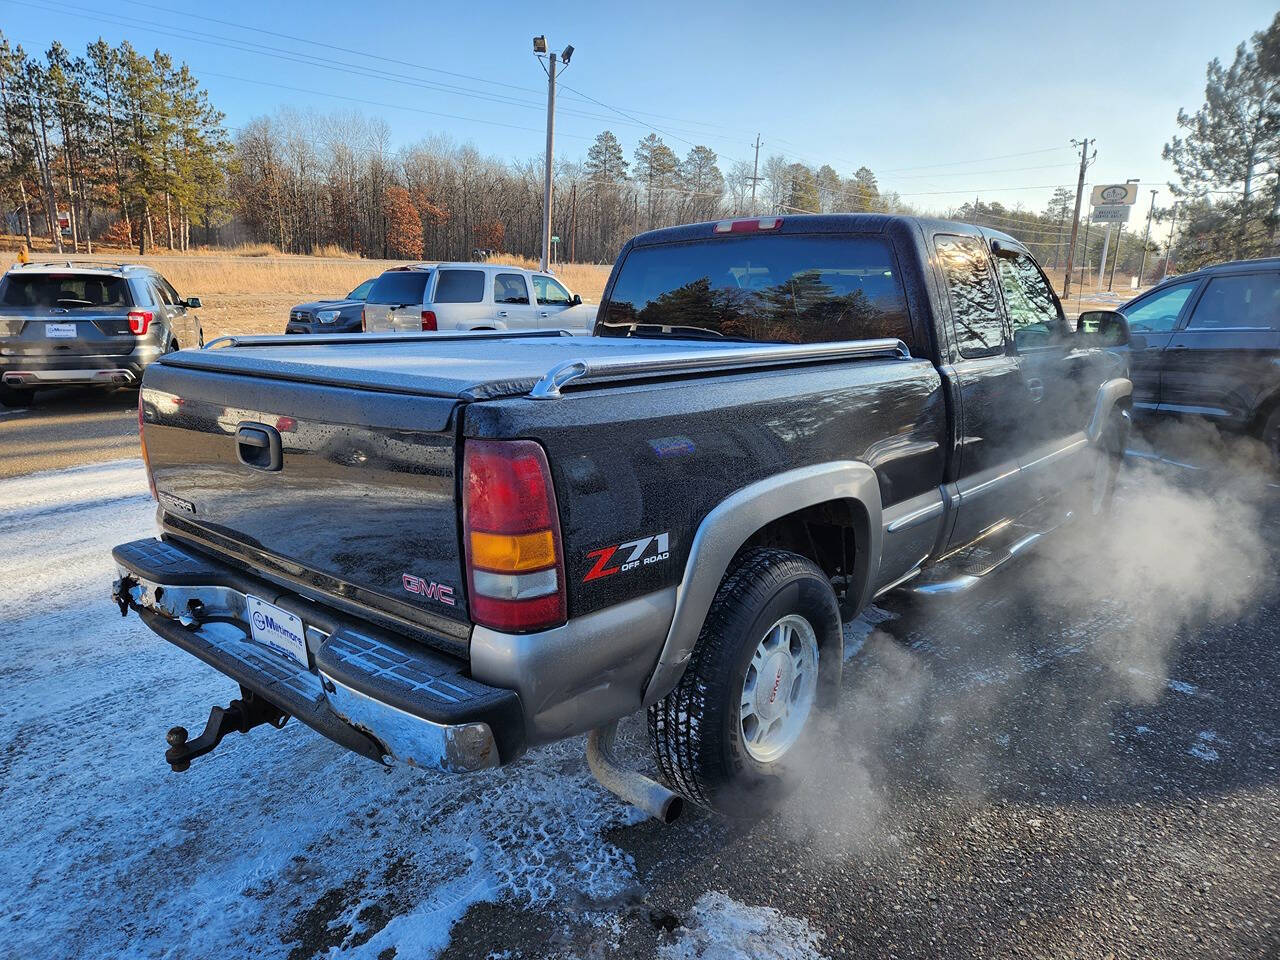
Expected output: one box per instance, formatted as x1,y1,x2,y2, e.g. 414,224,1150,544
112,214,1132,821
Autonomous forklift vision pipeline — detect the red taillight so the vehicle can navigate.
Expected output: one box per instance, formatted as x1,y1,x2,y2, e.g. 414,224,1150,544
128,310,153,335
274,415,297,432
421,310,437,331
712,217,782,234
462,439,566,632
137,391,156,499
361,307,367,332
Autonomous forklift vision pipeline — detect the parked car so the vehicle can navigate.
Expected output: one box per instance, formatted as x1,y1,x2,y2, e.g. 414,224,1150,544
0,261,202,407
284,277,377,334
1082,256,1280,464
112,214,1130,822
360,262,595,334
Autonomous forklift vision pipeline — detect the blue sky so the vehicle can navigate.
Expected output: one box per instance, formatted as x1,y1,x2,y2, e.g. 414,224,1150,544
3,0,1276,226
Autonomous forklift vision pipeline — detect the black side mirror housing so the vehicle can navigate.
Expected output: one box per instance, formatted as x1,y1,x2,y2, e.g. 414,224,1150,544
571,293,583,305
184,296,202,309
1077,309,1129,347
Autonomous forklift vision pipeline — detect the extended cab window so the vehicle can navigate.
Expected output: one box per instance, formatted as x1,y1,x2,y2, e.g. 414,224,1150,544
597,234,913,348
433,269,485,304
368,271,430,306
1186,273,1280,330
0,274,130,308
994,251,1062,349
534,275,571,305
934,236,1005,359
494,274,530,304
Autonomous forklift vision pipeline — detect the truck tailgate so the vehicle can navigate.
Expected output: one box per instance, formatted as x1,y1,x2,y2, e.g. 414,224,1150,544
140,360,470,651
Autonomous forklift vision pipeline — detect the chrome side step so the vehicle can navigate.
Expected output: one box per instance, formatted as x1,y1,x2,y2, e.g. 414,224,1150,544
904,511,1071,597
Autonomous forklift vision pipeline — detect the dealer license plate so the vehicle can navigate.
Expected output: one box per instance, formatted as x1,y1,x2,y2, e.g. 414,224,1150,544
246,595,309,668
45,322,76,338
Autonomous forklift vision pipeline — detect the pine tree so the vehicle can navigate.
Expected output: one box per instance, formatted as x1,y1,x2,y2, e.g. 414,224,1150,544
633,133,678,229
784,163,819,213
1164,13,1280,259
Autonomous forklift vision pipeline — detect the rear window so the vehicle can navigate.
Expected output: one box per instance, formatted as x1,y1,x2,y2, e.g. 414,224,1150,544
367,271,431,306
0,274,131,309
433,269,485,304
597,234,913,348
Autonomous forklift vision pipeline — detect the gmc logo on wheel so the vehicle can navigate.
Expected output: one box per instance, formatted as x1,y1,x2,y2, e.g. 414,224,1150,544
402,573,457,606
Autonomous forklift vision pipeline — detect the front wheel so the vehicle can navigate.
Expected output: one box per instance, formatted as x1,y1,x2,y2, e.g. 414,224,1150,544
648,548,842,817
1086,408,1130,518
1262,407,1280,472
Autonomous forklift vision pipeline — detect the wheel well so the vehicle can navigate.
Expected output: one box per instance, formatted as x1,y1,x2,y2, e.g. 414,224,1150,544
736,498,870,612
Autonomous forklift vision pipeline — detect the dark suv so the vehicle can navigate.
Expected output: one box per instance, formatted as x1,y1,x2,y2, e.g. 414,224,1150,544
0,261,203,407
1088,257,1280,463
285,278,376,334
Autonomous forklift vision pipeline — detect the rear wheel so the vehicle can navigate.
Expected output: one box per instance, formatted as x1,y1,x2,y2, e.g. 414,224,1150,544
1262,407,1280,471
648,548,842,817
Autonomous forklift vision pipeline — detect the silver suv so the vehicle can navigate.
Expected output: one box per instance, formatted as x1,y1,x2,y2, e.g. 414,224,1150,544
0,261,203,407
360,262,595,334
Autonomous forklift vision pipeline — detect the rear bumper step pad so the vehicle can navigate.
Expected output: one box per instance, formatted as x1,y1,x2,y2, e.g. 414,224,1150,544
112,536,525,772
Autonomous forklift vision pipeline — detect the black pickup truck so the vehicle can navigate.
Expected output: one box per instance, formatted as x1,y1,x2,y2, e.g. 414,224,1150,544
112,214,1132,820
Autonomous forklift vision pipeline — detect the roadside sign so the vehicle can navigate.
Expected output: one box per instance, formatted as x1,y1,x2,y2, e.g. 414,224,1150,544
551,235,560,243
1091,183,1138,206
1091,204,1131,223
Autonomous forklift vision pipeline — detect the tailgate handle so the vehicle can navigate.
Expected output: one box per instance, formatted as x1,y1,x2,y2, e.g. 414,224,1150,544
236,423,283,472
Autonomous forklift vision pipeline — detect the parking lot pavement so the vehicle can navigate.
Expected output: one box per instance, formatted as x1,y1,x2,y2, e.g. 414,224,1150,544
0,387,138,478
0,455,1275,959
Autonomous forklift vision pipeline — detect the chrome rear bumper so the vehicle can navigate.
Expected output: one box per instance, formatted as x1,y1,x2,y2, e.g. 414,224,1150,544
111,537,525,773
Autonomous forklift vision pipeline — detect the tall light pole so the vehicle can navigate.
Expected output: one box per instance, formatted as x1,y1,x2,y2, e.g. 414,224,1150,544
534,37,573,273
1137,189,1157,288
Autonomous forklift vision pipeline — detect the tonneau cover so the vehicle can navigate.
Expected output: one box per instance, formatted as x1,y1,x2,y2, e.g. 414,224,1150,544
159,334,769,401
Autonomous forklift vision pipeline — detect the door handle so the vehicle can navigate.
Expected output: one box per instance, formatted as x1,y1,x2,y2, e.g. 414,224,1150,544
539,310,550,318
497,310,509,318
1026,378,1045,402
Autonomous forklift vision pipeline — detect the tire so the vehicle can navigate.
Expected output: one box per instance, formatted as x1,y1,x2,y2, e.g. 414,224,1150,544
1262,406,1280,472
648,547,843,816
0,385,34,408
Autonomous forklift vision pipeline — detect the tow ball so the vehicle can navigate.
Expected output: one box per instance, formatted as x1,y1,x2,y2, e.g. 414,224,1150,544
165,689,290,772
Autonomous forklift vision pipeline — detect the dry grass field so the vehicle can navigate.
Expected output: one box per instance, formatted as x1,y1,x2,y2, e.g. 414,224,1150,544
1,240,612,340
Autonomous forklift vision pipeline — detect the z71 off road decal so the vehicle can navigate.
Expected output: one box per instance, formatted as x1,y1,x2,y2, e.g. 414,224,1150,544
583,533,670,582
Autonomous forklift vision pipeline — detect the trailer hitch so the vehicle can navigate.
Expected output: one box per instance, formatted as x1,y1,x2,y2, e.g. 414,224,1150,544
165,689,290,772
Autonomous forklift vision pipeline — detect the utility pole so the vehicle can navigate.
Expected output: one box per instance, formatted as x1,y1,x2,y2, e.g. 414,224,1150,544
747,134,763,214
1062,137,1094,300
1080,212,1092,287
1137,188,1157,287
534,37,573,272
1159,201,1181,283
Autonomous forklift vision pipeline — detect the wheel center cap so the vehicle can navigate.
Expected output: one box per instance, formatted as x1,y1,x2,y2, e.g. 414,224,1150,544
756,652,792,721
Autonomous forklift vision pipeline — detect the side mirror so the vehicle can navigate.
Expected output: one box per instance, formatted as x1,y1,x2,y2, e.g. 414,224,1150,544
184,296,202,309
1077,309,1129,347
571,293,582,305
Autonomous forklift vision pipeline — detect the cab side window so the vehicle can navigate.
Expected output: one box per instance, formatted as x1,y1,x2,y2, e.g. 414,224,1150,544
994,252,1062,349
534,275,571,305
934,235,1006,359
1122,281,1198,333
494,273,530,304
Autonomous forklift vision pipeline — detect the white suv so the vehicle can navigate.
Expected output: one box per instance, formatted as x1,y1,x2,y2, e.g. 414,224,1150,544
360,263,595,334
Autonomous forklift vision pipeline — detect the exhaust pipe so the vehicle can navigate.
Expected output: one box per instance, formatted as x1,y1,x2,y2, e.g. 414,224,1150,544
586,721,684,824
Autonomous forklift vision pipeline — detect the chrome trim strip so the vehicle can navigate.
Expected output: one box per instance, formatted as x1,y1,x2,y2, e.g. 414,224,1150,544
884,495,945,532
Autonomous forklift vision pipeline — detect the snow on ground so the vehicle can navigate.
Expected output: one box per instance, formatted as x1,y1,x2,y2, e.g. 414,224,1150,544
0,461,887,959
657,892,827,960
0,461,637,959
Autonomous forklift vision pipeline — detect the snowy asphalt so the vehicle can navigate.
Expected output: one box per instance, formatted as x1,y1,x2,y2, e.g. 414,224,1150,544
0,451,1276,959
